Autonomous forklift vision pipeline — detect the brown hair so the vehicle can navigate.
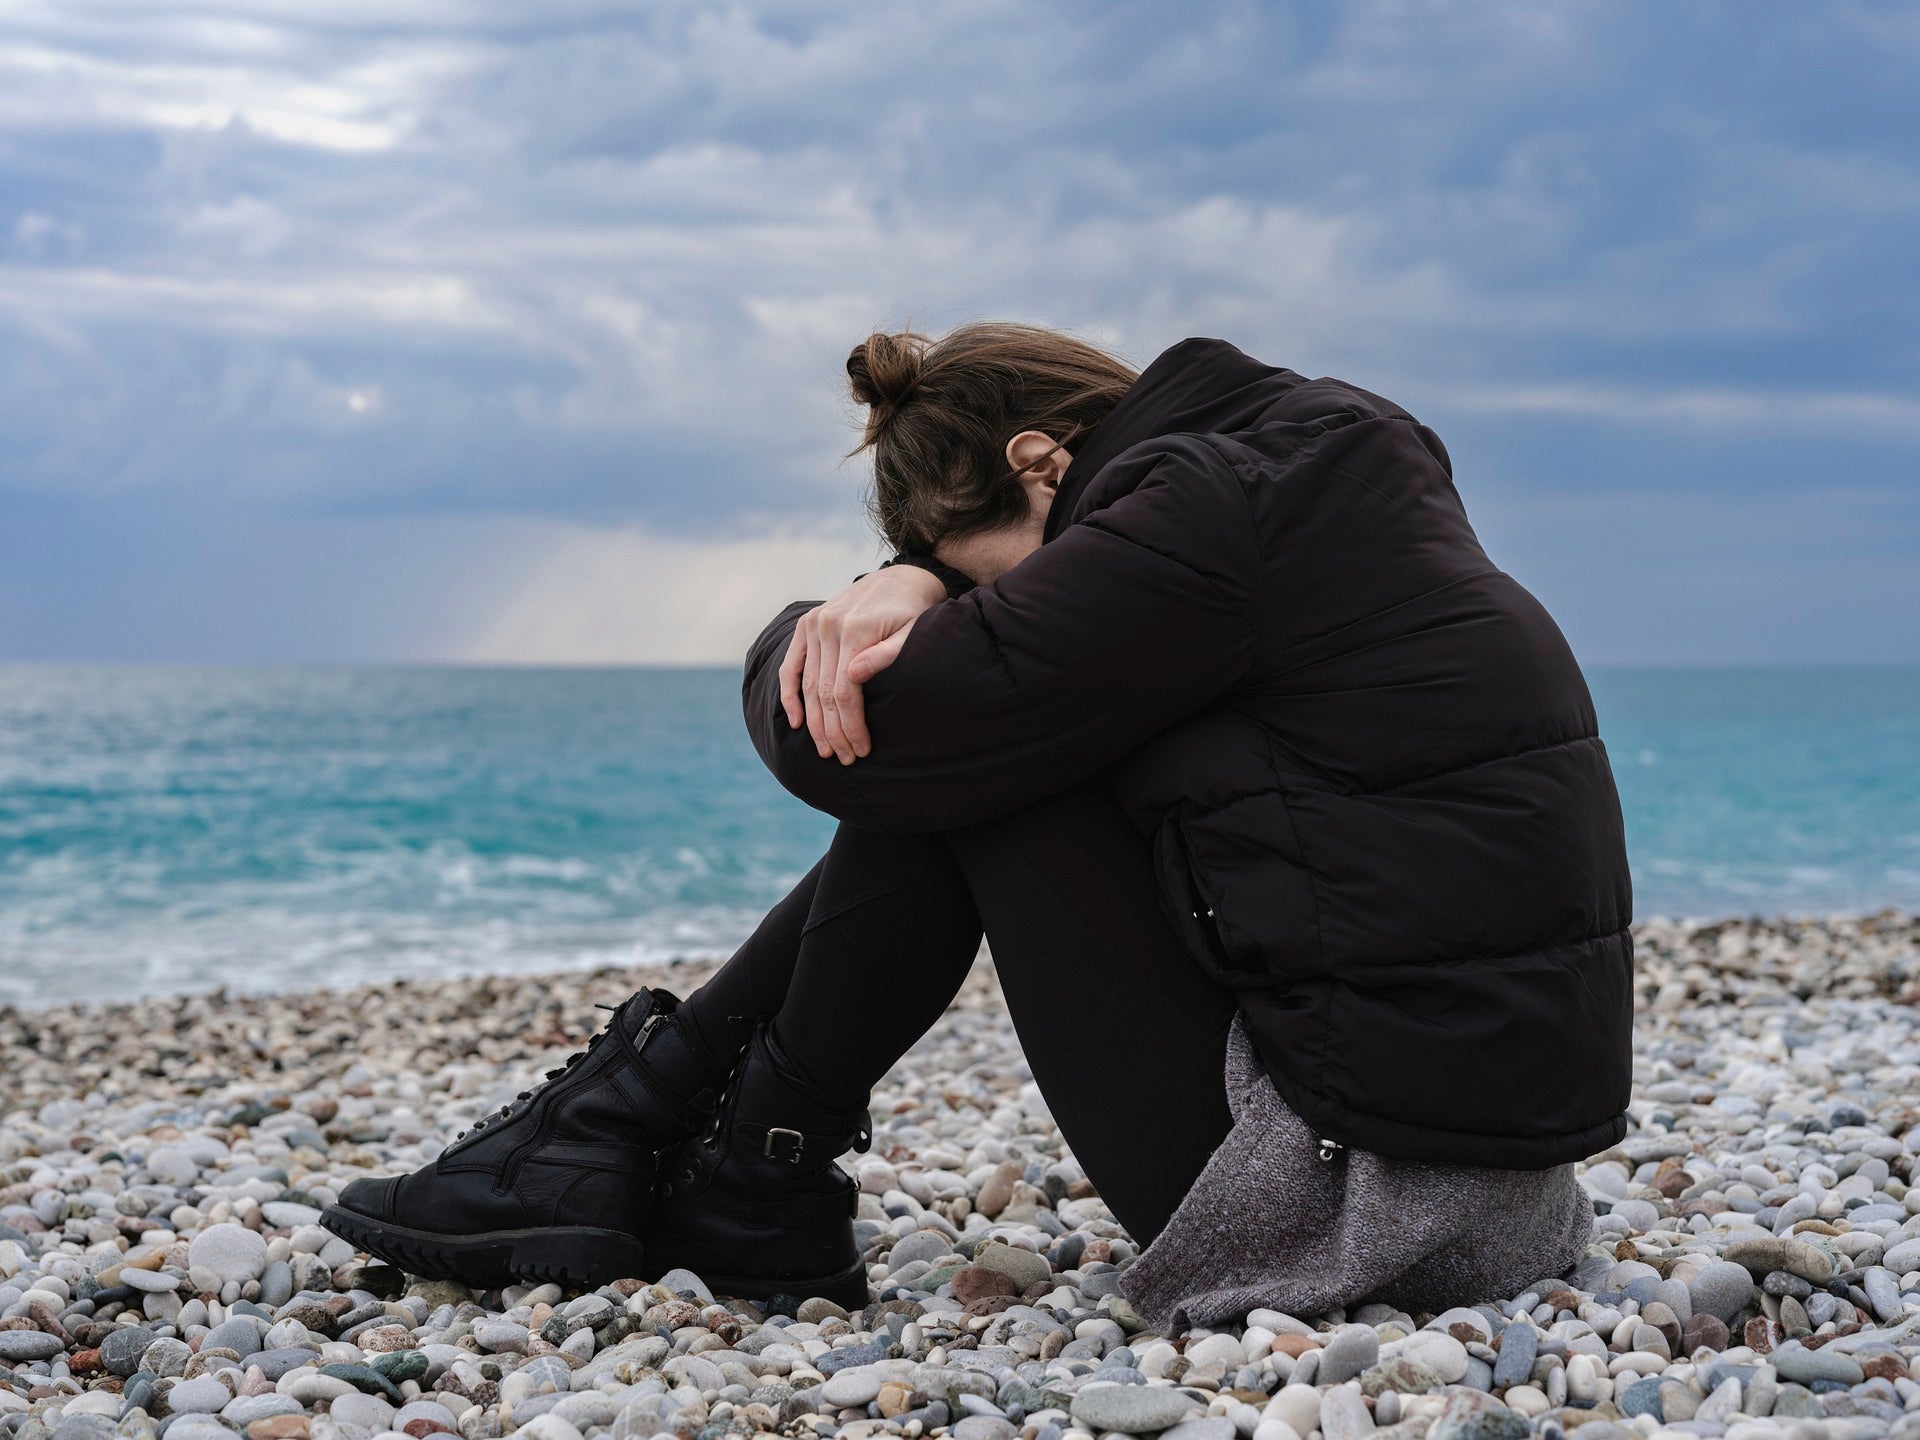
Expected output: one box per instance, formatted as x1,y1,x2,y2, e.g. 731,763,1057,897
845,321,1139,554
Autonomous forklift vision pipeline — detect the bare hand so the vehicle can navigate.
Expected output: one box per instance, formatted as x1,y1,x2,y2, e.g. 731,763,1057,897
778,566,946,762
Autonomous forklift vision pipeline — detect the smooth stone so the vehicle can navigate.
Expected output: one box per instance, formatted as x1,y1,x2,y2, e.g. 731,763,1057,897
1617,1376,1664,1421
250,1348,321,1380
317,1361,404,1401
202,1317,265,1358
1611,1199,1660,1232
1319,1386,1374,1440
187,1225,270,1284
1070,1384,1203,1433
1426,1390,1528,1440
1763,1270,1812,1298
889,1231,953,1270
654,1267,713,1300
1695,1376,1741,1425
820,1363,895,1408
257,1262,294,1310
286,1375,355,1404
1358,1358,1443,1397
259,1202,322,1229
953,1418,1018,1440
165,1377,233,1414
1723,1237,1835,1284
1687,1260,1755,1324
817,1341,891,1375
326,1392,395,1430
1265,1384,1322,1436
473,1320,530,1353
370,1349,427,1383
220,1394,302,1425
1161,1421,1235,1440
392,1400,460,1430
161,1422,240,1440
1398,1332,1470,1384
1860,1267,1903,1323
143,1337,193,1378
1771,1384,1826,1419
1769,1347,1864,1385
973,1242,1052,1293
1184,1334,1246,1373
120,1269,181,1294
100,1327,159,1376
1490,1321,1536,1390
1317,1326,1380,1386
0,1331,65,1361
1681,1313,1729,1353
1656,1378,1698,1422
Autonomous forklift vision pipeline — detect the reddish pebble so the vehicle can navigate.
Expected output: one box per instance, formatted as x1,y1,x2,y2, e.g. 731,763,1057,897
1681,1314,1729,1353
949,1265,1017,1305
962,1294,1021,1317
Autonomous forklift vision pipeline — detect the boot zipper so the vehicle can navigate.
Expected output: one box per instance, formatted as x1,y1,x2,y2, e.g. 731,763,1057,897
1317,1137,1344,1162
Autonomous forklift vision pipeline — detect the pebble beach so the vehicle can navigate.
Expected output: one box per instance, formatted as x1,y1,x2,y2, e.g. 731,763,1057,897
4,914,1920,1440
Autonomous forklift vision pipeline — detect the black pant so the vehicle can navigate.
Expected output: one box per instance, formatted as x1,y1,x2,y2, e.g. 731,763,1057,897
681,780,1238,1244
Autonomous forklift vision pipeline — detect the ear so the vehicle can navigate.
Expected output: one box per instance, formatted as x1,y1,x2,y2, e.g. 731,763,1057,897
1005,430,1071,496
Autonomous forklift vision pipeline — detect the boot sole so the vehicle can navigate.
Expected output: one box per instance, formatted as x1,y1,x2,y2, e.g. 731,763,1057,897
646,1249,870,1311
320,1204,647,1291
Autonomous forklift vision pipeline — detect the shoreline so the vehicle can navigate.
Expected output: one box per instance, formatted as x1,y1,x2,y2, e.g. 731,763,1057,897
5,908,1916,1021
2,914,1919,1438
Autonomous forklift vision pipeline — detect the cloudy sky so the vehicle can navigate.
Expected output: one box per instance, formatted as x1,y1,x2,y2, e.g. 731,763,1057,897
0,1,1914,664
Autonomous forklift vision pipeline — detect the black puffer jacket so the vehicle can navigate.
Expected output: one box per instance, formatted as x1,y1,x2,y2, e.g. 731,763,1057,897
743,336,1633,1169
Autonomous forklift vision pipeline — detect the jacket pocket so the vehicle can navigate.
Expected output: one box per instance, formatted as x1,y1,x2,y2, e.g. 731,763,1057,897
1157,815,1267,985
1154,796,1324,985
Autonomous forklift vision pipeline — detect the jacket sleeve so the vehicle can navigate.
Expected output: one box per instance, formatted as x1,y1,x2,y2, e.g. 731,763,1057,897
742,439,1261,833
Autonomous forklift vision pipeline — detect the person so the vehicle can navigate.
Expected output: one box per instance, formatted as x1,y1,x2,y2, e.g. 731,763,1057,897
323,324,1632,1328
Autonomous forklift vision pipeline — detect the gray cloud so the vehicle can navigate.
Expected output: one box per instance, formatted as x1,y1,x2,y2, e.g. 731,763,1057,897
0,1,1914,660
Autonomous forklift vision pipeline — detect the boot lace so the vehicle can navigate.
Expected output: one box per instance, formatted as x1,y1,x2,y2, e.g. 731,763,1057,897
452,1000,623,1143
654,1039,749,1202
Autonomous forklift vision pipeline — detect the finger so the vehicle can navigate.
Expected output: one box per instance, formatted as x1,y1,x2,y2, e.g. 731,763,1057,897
836,619,890,758
779,624,807,728
815,624,852,764
847,625,912,684
833,625,873,758
839,667,870,758
802,628,831,758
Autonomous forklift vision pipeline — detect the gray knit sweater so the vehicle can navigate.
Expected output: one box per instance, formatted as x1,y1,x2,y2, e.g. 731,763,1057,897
1120,1014,1594,1333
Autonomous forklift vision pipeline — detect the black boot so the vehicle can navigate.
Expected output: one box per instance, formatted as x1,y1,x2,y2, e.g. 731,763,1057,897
321,985,733,1290
645,1019,872,1309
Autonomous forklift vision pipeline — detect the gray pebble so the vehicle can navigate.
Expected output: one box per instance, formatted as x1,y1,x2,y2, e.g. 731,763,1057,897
1316,1324,1379,1385
163,1377,230,1414
1770,1346,1864,1385
0,1331,64,1362
1688,1260,1755,1323
1069,1384,1201,1434
99,1326,159,1375
1491,1319,1537,1389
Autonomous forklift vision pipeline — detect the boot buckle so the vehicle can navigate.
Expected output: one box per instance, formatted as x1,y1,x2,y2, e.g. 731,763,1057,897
763,1127,805,1163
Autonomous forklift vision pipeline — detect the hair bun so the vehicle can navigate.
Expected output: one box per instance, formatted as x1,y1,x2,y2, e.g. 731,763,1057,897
847,329,930,409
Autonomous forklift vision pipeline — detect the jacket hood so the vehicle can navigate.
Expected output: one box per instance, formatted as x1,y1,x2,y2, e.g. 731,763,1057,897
1044,337,1304,543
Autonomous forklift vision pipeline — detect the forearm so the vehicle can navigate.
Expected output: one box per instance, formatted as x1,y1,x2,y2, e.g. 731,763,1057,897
741,596,1017,833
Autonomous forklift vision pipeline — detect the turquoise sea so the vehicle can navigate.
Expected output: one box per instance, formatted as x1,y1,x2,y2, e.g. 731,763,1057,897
1,666,1916,1007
